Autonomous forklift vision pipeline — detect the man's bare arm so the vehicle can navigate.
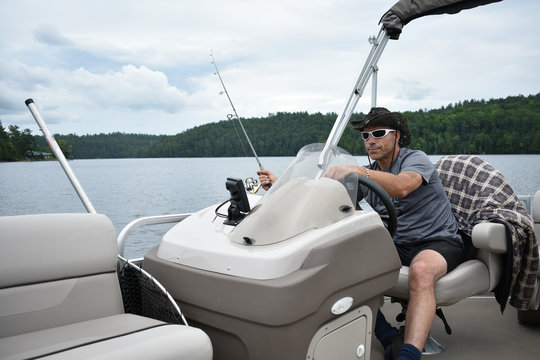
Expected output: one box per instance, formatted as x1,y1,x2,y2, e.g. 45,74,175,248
368,169,423,198
325,166,423,199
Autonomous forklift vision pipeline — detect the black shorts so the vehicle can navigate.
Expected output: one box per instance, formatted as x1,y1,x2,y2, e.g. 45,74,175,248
395,238,466,273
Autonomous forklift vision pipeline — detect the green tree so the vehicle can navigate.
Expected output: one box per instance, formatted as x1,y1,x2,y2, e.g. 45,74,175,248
0,120,17,161
56,139,73,160
8,125,36,159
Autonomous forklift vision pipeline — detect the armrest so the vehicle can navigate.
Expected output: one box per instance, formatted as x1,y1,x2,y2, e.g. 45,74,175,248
471,222,507,254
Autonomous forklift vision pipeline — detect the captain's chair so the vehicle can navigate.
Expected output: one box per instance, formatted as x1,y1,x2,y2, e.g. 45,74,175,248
385,155,539,353
0,213,213,359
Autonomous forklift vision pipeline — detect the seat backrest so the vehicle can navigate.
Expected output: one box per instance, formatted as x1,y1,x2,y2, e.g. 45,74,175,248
435,156,538,298
434,155,527,239
0,213,124,338
434,155,517,289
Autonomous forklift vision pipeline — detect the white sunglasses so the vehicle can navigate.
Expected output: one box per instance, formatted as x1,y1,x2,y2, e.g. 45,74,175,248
361,129,396,140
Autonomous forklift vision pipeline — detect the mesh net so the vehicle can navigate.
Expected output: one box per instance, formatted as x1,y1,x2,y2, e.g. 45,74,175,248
117,258,184,325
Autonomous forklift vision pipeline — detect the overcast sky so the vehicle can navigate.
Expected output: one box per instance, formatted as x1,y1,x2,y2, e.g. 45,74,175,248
1,0,538,136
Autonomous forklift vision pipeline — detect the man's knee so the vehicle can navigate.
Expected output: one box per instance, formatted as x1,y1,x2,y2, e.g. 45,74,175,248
408,260,437,290
408,251,447,290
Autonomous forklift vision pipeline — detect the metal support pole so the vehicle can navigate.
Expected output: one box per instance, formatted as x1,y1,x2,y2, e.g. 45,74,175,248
25,99,97,214
371,65,379,108
316,27,390,177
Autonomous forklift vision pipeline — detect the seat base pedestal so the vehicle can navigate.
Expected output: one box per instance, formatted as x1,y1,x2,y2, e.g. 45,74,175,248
422,333,446,355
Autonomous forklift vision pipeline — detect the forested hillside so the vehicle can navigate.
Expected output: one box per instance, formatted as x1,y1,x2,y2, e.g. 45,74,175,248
1,93,538,161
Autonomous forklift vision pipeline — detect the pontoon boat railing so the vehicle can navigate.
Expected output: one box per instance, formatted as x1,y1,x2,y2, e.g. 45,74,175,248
117,214,191,257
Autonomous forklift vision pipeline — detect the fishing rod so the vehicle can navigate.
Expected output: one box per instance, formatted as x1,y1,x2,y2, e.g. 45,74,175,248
210,50,270,192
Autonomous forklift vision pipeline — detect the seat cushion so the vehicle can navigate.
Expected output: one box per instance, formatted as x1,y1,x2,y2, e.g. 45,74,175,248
0,273,124,338
387,260,490,306
0,313,212,360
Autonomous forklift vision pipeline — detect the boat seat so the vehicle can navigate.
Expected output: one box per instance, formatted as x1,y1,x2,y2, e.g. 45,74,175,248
0,314,212,360
386,155,516,306
386,221,506,306
0,213,212,360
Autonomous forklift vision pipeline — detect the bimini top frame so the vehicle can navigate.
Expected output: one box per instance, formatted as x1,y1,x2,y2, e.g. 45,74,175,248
317,27,389,178
316,0,503,177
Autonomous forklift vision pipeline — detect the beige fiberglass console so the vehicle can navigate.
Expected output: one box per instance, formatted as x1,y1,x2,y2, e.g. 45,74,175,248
143,144,401,360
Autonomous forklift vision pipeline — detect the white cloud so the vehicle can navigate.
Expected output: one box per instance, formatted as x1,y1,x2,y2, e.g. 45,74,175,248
0,0,538,135
34,24,73,46
69,65,188,112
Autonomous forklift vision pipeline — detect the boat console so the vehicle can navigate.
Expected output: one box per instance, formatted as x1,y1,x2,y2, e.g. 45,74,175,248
143,144,401,360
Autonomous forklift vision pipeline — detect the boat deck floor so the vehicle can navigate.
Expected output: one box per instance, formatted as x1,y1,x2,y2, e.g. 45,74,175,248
371,296,540,359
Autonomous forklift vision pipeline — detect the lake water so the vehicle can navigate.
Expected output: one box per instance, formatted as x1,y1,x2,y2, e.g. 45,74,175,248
1,154,539,258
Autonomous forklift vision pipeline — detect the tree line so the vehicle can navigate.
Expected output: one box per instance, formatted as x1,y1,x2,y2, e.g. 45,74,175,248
1,93,538,161
0,122,73,161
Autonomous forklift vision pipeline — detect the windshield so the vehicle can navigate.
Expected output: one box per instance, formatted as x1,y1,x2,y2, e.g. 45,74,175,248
265,143,359,205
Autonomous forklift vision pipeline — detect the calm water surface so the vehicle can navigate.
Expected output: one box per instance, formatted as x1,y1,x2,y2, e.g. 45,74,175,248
1,155,539,258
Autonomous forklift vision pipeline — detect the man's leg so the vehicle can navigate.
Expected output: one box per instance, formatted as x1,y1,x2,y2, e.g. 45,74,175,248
375,309,399,358
404,249,448,352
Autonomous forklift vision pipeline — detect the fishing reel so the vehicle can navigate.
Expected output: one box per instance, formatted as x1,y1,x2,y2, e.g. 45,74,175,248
245,177,262,194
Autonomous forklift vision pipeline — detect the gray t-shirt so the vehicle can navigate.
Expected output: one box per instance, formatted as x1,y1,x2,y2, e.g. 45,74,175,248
361,148,461,245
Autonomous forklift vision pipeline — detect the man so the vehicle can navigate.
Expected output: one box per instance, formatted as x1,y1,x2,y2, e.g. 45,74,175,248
258,107,465,360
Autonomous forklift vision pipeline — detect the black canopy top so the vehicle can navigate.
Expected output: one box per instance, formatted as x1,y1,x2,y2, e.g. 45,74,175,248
380,0,503,39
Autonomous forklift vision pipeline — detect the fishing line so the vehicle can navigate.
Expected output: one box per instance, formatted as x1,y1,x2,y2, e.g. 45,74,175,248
210,50,265,171
227,114,249,158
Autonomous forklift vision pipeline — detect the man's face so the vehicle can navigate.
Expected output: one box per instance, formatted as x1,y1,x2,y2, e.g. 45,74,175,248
361,126,399,161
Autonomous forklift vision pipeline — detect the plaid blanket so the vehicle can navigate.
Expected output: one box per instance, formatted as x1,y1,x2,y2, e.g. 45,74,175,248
434,155,539,312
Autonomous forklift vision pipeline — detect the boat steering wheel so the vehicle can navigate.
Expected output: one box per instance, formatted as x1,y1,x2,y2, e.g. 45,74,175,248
348,174,397,238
